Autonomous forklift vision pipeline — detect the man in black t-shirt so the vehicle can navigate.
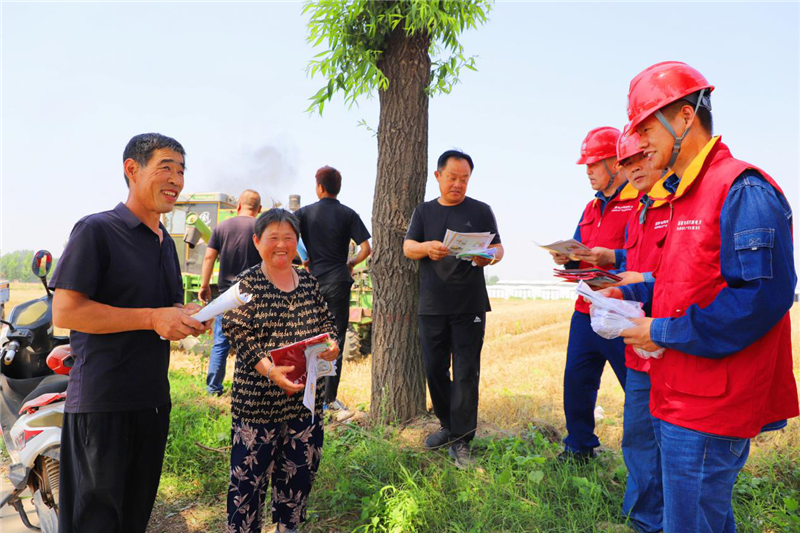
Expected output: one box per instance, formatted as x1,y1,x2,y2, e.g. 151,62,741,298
51,133,211,533
296,166,371,411
404,150,504,469
199,189,262,395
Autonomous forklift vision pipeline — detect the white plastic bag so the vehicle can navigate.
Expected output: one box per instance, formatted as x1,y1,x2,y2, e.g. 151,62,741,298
577,281,665,360
589,303,643,340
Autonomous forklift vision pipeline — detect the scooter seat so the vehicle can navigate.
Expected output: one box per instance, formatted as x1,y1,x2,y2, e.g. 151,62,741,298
0,374,69,425
21,374,69,408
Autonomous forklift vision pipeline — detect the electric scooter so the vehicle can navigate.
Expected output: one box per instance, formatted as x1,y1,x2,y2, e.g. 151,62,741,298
0,250,72,532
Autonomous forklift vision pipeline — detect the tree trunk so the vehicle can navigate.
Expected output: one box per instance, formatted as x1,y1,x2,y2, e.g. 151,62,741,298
370,26,431,423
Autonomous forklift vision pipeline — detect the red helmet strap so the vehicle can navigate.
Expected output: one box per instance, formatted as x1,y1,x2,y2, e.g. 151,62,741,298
654,88,707,169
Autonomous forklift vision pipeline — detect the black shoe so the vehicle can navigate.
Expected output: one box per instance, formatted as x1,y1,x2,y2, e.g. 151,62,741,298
448,441,475,469
557,449,597,464
424,427,451,449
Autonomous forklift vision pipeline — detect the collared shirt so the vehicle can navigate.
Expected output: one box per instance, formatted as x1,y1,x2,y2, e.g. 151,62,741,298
296,198,371,285
50,202,183,413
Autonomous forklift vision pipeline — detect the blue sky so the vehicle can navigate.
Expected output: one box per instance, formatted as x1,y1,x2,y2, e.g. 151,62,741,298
2,1,798,280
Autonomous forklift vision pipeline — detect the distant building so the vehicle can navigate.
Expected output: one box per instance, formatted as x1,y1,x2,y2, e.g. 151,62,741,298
487,280,577,300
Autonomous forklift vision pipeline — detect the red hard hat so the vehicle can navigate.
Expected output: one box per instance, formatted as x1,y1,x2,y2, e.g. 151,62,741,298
576,127,621,165
616,123,643,163
627,61,714,131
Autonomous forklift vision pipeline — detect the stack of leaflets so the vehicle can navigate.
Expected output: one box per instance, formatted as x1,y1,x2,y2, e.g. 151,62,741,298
443,229,496,262
535,238,591,261
456,247,497,261
553,268,622,287
268,333,338,421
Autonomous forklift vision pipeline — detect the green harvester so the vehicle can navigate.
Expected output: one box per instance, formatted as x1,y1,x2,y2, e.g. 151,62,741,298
162,192,238,303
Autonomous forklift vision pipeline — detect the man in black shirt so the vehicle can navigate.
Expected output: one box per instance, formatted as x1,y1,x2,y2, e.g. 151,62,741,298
199,189,262,395
51,133,211,533
404,150,504,469
296,166,371,411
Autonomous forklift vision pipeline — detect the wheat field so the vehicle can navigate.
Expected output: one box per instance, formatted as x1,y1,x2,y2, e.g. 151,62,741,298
5,282,799,456
335,299,800,458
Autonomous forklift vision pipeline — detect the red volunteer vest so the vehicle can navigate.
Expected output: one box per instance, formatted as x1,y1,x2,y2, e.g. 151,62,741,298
574,183,640,314
648,137,798,438
623,188,671,372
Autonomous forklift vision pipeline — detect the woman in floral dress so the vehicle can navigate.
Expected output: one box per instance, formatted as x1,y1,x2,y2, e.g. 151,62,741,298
223,208,339,533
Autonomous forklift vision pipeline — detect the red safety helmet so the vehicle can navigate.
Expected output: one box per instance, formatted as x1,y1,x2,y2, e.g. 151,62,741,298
627,61,714,132
616,123,643,163
576,126,621,165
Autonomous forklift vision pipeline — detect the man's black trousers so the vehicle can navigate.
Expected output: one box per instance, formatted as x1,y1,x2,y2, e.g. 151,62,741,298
319,281,352,403
58,404,171,533
418,312,486,443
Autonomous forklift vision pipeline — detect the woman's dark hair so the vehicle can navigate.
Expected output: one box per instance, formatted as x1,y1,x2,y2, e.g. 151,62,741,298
254,208,300,240
315,165,342,196
122,133,185,187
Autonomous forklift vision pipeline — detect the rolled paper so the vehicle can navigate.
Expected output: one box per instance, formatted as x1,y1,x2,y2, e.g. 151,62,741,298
161,282,252,340
192,281,252,323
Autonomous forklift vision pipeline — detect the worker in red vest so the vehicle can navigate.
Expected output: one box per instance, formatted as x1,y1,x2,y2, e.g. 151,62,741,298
614,126,671,533
550,127,639,462
579,126,670,531
611,61,798,532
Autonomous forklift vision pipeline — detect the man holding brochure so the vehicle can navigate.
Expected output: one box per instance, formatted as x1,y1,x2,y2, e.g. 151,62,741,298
403,149,503,469
552,126,639,463
50,133,212,533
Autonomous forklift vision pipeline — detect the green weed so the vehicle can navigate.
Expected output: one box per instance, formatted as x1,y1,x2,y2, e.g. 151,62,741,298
156,371,800,533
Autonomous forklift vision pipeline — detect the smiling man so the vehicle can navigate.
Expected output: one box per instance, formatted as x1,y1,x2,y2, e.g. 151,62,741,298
612,62,798,533
51,133,210,533
403,149,503,469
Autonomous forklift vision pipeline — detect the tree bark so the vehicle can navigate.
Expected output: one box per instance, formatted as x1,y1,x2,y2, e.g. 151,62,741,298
370,26,431,423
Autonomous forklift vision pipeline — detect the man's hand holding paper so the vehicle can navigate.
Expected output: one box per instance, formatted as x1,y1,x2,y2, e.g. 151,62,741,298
620,317,659,353
610,271,645,287
537,238,591,261
427,240,449,261
571,246,615,266
154,306,208,341
550,251,571,265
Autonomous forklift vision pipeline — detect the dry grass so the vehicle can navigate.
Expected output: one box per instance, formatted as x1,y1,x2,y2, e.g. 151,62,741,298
334,299,800,458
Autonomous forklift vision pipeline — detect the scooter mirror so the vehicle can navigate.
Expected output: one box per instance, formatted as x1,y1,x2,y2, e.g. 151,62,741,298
32,250,53,279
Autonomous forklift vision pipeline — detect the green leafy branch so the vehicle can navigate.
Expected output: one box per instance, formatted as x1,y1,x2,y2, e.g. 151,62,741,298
304,0,492,114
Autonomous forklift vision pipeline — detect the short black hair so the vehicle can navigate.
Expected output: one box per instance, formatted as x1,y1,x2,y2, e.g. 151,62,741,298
122,133,186,187
315,165,342,196
437,149,474,173
254,208,300,240
662,92,714,135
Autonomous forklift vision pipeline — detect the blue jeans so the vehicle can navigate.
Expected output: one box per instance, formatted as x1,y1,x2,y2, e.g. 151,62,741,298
206,319,230,394
654,419,750,533
622,368,662,533
563,311,627,453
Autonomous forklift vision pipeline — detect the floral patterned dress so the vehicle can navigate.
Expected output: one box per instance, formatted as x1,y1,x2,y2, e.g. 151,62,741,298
222,265,336,532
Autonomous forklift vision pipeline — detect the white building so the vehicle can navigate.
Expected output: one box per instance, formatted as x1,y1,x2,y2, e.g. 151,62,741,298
487,279,578,300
